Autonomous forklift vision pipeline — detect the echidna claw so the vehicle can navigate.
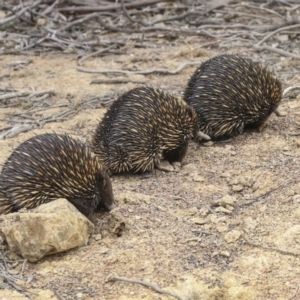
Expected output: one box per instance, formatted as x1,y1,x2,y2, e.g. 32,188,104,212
274,109,284,117
197,131,211,141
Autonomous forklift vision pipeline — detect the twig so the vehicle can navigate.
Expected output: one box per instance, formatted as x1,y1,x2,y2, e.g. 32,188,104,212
242,234,300,257
0,124,33,140
254,45,300,59
90,78,146,84
289,284,299,300
121,0,149,27
283,86,300,97
0,90,55,102
58,0,166,13
284,132,300,136
0,0,42,26
107,275,183,300
77,61,201,75
256,24,300,46
78,45,116,66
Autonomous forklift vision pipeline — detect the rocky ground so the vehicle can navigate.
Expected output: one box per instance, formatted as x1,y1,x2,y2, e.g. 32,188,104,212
1,10,300,300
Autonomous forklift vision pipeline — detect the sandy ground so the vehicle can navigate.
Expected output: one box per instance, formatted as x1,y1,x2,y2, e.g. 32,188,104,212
1,41,300,300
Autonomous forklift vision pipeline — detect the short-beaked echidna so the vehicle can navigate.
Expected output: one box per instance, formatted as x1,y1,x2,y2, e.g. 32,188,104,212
92,86,210,174
184,54,282,140
0,133,115,217
0,188,12,215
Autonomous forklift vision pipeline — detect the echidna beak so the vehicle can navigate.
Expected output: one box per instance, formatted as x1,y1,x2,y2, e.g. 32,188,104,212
196,131,211,141
107,202,116,211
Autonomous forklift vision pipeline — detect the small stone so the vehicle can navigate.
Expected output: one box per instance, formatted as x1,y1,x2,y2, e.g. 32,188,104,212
292,194,300,203
216,225,228,233
224,230,241,243
213,195,237,208
189,217,207,225
295,140,300,147
243,217,257,231
76,293,83,298
232,184,244,192
220,172,230,178
225,205,235,211
94,234,102,241
198,207,210,217
215,207,232,214
98,247,110,254
220,251,230,257
193,175,205,182
203,141,214,147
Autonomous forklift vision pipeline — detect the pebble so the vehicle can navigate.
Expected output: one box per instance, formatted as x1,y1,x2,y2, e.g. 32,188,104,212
94,234,102,241
224,230,241,243
193,175,205,182
232,184,244,192
215,207,232,214
203,141,214,147
189,217,207,225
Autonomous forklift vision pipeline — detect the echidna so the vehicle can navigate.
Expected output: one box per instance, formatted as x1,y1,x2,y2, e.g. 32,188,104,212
184,54,282,140
92,86,210,174
0,133,115,218
0,189,13,215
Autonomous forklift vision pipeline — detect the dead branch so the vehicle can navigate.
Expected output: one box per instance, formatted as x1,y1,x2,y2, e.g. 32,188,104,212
0,90,55,102
254,45,300,59
0,0,42,26
0,124,33,140
78,45,116,66
107,275,183,300
256,23,300,46
57,0,167,13
77,61,201,75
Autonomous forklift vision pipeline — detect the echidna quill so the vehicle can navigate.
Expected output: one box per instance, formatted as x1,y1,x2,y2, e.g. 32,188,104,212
0,133,115,218
184,54,282,140
0,188,12,215
92,86,210,174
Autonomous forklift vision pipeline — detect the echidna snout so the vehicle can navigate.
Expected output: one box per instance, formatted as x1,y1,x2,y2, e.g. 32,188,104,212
95,171,116,211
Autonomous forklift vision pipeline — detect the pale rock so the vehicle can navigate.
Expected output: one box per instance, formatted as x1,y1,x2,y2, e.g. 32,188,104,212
189,217,207,225
193,174,205,182
232,184,244,192
198,207,210,217
118,191,155,205
215,207,232,214
224,230,241,243
0,198,94,262
203,141,214,146
212,194,237,208
225,205,235,211
220,251,230,257
243,217,258,232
